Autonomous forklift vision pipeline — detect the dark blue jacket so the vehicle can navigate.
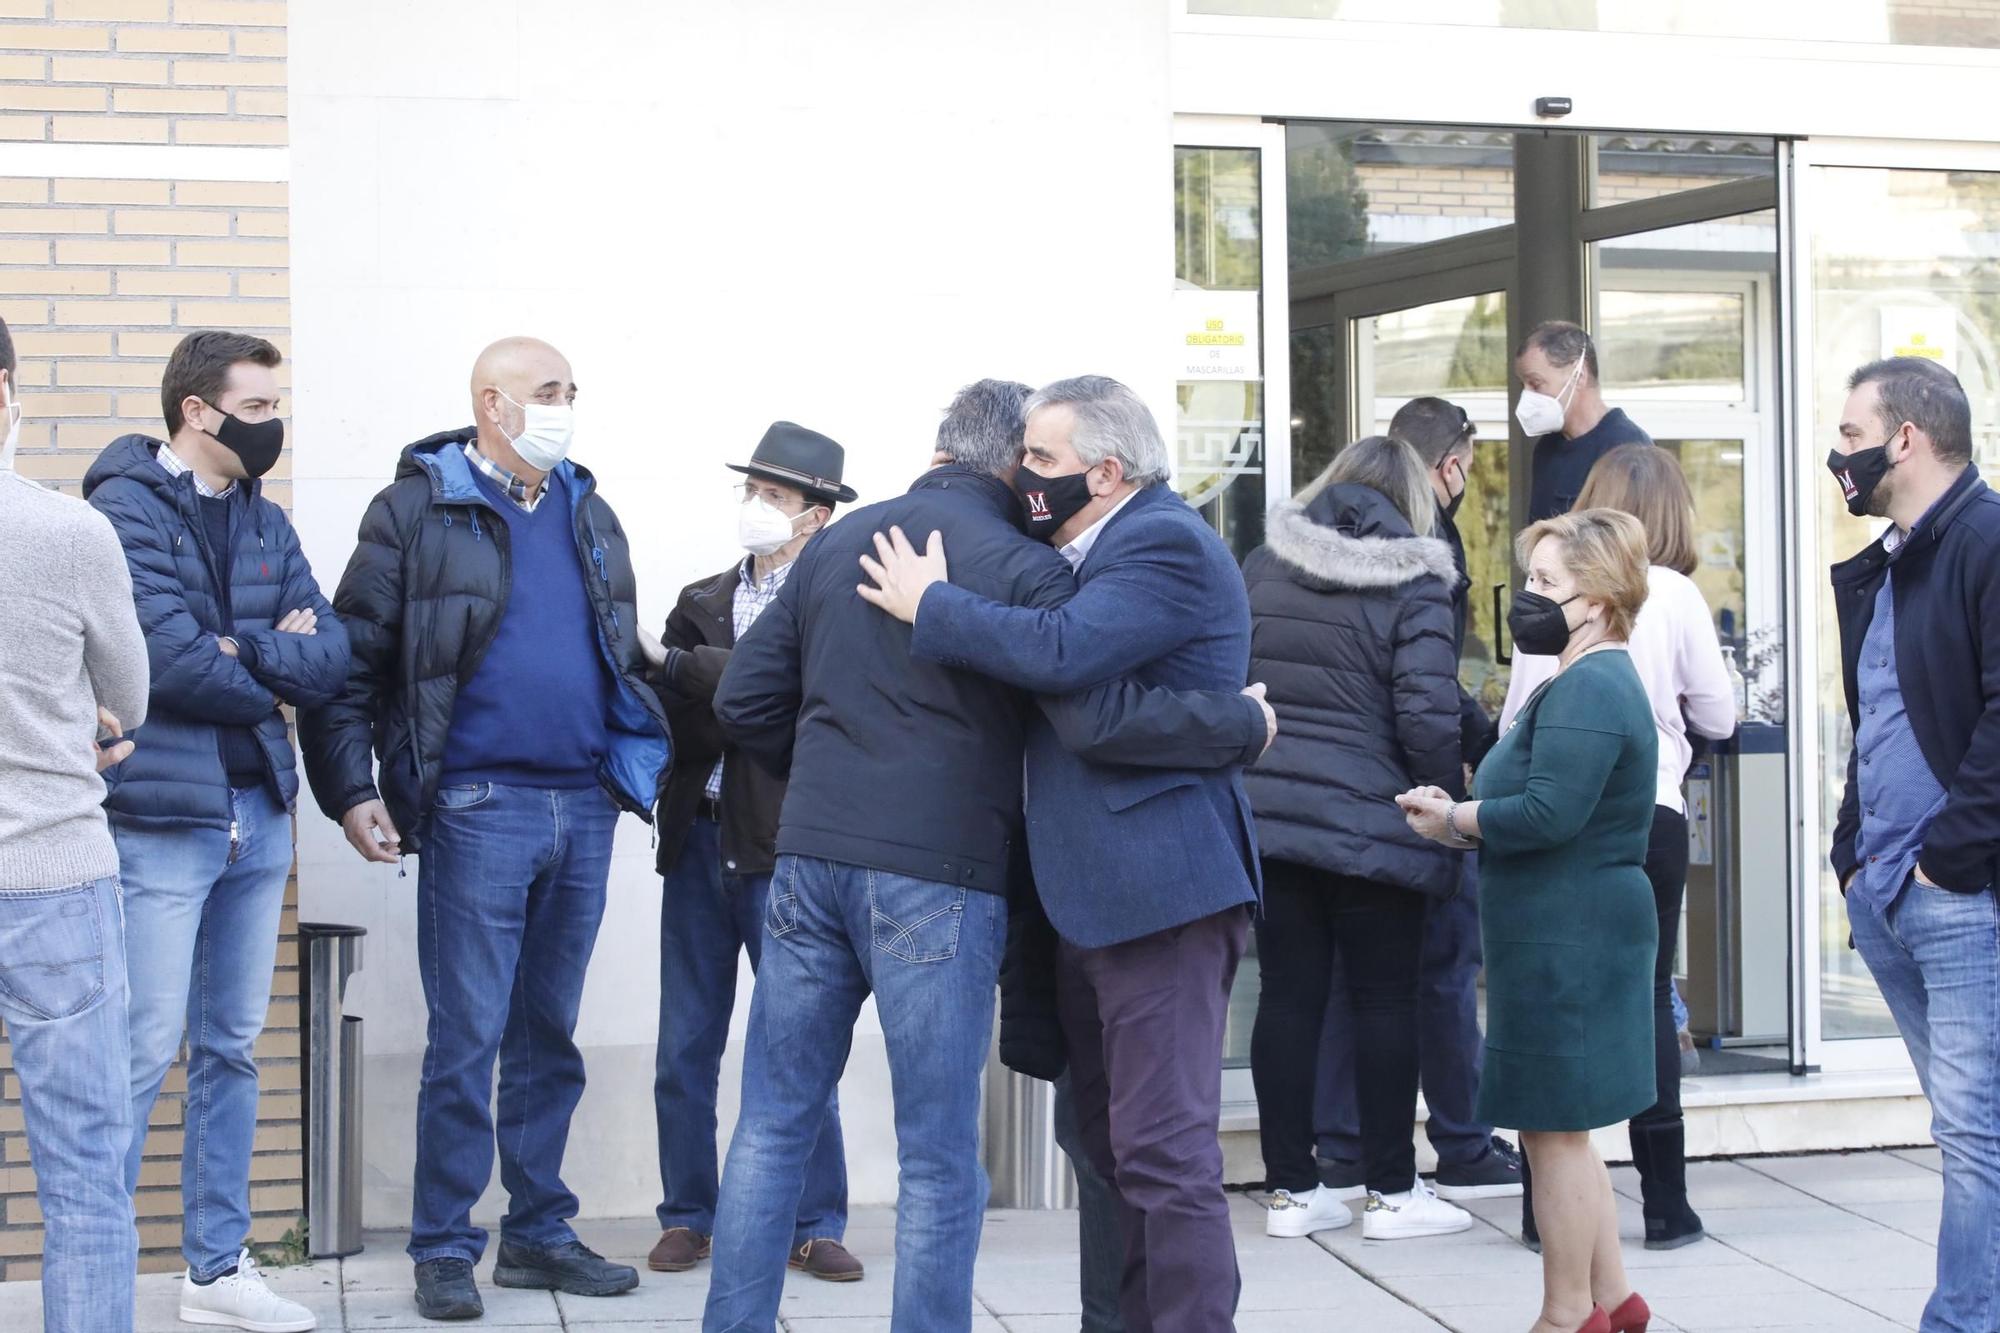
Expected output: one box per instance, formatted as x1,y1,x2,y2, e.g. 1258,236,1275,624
299,430,668,853
83,434,349,830
911,483,1263,948
1832,465,2000,893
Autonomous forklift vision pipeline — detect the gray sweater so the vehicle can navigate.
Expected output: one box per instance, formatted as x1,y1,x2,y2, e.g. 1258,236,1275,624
0,469,149,891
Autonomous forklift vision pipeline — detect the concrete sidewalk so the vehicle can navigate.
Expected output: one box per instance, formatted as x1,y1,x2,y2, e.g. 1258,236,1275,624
0,1148,1942,1331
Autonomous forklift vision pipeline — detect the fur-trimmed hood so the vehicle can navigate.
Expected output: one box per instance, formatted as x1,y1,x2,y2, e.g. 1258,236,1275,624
1260,485,1458,592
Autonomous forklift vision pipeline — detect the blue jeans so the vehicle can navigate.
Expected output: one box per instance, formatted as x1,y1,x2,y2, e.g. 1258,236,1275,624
1317,856,1490,1167
704,856,1007,1333
656,817,846,1242
1849,877,2000,1333
0,877,136,1332
410,781,618,1263
117,784,293,1279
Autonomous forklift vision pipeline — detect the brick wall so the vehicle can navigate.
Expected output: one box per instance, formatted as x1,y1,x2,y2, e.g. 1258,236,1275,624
0,0,295,1282
0,0,284,147
1355,162,1765,220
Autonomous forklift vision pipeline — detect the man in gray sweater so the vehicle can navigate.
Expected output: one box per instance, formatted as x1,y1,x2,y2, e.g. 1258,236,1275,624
0,314,152,1333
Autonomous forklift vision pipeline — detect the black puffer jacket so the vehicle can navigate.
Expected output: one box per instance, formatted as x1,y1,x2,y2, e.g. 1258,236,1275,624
1242,484,1464,897
299,429,668,853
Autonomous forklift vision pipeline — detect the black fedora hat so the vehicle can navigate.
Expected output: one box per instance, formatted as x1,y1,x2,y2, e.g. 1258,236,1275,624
728,421,858,505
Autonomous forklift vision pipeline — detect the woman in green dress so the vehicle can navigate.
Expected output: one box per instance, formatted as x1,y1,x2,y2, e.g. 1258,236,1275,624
1399,508,1659,1333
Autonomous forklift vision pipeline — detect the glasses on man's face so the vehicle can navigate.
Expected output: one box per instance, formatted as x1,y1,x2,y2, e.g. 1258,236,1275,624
738,482,804,512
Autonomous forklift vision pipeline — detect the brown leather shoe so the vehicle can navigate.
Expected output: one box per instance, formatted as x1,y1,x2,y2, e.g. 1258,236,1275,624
788,1238,864,1282
647,1227,711,1272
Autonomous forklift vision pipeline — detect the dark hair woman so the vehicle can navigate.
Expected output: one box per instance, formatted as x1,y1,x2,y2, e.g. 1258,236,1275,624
1241,435,1474,1244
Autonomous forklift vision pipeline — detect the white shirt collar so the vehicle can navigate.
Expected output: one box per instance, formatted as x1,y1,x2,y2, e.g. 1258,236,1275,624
1058,487,1140,571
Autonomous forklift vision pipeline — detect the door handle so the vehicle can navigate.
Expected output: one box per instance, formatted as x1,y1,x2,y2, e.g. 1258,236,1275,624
1492,583,1512,666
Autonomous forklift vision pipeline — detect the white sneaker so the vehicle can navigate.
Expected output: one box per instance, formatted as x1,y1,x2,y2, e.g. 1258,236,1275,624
1362,1180,1475,1240
1264,1185,1354,1238
178,1250,316,1332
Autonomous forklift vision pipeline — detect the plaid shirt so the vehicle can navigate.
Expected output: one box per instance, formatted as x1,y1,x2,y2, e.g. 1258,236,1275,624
157,443,234,499
706,555,795,800
463,443,545,513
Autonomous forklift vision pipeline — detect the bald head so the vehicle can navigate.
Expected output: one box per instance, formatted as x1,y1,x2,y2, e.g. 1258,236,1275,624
471,335,575,463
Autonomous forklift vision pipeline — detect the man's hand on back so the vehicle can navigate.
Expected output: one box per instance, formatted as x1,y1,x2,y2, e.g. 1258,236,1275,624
857,526,950,625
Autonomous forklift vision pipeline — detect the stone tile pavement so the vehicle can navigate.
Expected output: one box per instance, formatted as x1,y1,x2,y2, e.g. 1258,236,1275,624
0,1148,1944,1331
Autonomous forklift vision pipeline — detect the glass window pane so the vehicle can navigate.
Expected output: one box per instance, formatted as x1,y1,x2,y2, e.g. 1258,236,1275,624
1598,291,1747,400
1809,164,2000,1039
1288,122,1512,267
1590,135,1775,208
1174,146,1268,568
1191,1,2000,48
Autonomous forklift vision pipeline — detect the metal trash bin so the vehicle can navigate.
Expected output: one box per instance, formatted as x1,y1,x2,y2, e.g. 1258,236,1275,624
298,922,366,1259
984,1056,1077,1210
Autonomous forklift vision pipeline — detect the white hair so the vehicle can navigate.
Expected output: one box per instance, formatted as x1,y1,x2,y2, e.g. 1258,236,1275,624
1023,375,1170,486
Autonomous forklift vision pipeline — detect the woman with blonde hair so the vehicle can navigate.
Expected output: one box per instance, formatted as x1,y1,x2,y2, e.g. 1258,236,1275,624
1401,509,1660,1333
1242,436,1474,1243
1501,445,1735,1252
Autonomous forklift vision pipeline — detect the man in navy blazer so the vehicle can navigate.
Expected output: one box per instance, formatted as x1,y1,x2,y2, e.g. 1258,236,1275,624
860,375,1261,1333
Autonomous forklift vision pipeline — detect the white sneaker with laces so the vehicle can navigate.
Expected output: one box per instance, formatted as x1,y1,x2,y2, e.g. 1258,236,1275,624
178,1249,316,1332
1264,1185,1354,1238
1362,1180,1475,1240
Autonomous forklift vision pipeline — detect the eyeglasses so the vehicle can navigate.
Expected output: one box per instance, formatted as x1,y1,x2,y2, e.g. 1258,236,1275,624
737,481,808,512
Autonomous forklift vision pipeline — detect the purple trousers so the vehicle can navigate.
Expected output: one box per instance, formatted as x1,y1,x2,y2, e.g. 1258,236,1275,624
1057,906,1250,1333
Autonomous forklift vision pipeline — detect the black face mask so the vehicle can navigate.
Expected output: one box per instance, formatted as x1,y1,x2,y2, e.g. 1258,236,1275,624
1507,589,1580,657
1826,432,1898,518
1439,459,1467,521
1014,467,1095,543
204,401,284,480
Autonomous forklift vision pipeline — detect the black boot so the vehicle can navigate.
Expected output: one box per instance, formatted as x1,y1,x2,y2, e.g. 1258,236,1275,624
1519,1144,1540,1252
1633,1118,1704,1250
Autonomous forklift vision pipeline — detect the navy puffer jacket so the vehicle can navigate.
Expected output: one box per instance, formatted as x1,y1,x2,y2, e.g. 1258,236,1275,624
83,434,350,830
1242,484,1464,897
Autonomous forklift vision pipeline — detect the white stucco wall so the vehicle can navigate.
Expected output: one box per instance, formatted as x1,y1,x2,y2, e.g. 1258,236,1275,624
285,0,1174,1228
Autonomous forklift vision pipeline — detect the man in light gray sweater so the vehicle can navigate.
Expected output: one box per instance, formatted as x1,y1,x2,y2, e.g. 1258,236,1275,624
0,316,152,1333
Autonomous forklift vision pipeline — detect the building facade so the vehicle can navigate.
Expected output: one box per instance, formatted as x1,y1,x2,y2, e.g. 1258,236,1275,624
4,0,2000,1261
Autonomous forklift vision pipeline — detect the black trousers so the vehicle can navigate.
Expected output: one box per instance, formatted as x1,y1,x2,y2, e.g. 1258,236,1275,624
1251,860,1427,1194
1631,806,1690,1126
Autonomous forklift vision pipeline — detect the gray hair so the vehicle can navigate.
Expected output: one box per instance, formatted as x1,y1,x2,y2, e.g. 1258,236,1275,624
1023,375,1170,486
1517,319,1598,381
1848,356,1973,464
1298,435,1435,538
935,378,1034,477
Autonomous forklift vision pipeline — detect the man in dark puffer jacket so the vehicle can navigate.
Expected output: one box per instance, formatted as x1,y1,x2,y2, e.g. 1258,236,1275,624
299,337,668,1321
86,330,348,1332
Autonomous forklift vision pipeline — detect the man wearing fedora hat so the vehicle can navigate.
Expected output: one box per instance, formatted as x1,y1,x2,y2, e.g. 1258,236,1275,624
639,422,862,1284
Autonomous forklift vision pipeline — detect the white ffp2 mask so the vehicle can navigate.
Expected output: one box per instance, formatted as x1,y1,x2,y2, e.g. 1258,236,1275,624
738,495,809,557
1514,358,1582,438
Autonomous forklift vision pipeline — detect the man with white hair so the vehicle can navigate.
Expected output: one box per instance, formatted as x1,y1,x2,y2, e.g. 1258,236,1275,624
860,374,1263,1333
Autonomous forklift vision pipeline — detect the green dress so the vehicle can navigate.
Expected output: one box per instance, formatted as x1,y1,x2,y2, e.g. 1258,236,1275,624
1473,648,1659,1132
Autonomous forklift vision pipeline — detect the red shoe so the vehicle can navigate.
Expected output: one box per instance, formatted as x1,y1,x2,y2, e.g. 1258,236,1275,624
1575,1308,1612,1333
1605,1292,1651,1333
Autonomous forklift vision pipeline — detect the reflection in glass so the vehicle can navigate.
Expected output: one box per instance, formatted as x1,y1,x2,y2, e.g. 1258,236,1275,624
1599,291,1747,400
1174,146,1268,574
1287,122,1513,266
1192,1,2000,48
1590,136,1775,209
1658,439,1746,634
1811,165,2000,1039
